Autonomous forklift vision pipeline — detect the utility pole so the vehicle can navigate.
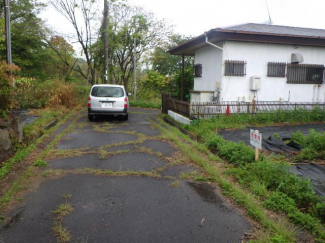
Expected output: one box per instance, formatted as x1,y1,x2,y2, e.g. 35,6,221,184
4,0,13,86
103,0,109,84
133,38,137,100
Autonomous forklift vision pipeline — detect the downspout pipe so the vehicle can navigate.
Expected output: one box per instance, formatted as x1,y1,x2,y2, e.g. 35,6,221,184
204,32,223,51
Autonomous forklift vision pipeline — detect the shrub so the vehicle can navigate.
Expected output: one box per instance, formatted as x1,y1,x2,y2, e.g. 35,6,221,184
206,134,255,166
13,79,88,109
47,83,76,108
234,161,321,209
263,191,296,213
292,129,325,161
0,60,20,111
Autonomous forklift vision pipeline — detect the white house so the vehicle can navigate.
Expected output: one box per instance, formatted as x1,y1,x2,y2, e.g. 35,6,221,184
169,23,325,103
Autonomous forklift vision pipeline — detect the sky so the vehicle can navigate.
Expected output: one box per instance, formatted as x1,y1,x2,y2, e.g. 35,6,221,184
40,0,325,48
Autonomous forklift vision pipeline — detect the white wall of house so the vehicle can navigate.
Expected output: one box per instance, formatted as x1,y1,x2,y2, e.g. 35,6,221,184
219,41,325,102
194,44,223,93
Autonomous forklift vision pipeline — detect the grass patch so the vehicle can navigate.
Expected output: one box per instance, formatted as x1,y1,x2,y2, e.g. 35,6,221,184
169,180,181,187
129,99,161,109
33,159,47,167
0,111,74,180
22,108,68,145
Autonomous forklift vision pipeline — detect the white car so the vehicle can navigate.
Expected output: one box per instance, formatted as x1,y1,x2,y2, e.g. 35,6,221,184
87,84,129,121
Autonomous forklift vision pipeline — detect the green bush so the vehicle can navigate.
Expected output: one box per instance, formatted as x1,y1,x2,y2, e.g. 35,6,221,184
292,129,325,161
189,109,325,133
0,61,19,111
263,191,296,213
205,134,255,166
13,79,88,109
288,210,322,234
234,161,321,209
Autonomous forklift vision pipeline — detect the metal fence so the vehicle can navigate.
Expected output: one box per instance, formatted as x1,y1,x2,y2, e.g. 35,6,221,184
162,94,190,118
191,101,325,119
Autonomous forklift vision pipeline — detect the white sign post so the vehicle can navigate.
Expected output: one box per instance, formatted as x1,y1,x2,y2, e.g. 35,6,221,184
250,129,262,161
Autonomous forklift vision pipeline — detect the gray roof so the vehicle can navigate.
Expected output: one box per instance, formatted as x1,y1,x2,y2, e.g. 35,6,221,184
217,23,325,38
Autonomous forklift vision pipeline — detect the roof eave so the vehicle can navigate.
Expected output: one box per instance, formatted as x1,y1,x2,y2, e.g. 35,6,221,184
169,29,325,56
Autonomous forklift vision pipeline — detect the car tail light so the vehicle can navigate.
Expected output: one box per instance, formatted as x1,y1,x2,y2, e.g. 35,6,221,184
124,97,128,108
87,97,91,108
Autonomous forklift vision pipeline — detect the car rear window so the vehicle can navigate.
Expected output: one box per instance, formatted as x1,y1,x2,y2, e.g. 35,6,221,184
91,86,124,98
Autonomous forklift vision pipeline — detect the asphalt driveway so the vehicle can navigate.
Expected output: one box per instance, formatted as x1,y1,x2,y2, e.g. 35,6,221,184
0,108,251,243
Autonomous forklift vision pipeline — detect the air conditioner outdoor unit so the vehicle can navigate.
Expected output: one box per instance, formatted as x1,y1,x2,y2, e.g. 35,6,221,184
291,53,304,63
250,76,261,91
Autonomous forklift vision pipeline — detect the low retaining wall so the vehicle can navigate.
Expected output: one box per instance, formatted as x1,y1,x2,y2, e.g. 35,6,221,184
168,110,192,125
0,121,16,163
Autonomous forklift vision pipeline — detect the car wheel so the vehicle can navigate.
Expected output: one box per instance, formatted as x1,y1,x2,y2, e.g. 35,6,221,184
124,114,128,121
88,114,94,122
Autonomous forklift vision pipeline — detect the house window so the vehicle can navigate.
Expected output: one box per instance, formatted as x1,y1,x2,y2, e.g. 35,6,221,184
225,60,246,77
194,64,202,77
287,64,324,84
267,62,286,77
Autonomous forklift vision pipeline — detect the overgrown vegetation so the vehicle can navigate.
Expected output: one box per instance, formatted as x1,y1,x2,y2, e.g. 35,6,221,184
183,112,325,241
291,129,325,161
129,99,161,109
188,109,325,134
0,112,73,180
156,117,298,242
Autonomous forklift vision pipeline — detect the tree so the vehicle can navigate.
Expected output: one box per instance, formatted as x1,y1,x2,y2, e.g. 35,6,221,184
51,0,102,85
100,2,170,89
150,34,193,76
148,34,194,99
45,35,77,82
138,70,172,95
0,0,50,79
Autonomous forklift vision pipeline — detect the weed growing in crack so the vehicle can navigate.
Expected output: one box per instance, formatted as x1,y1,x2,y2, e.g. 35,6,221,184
180,171,202,180
134,146,163,158
170,181,181,187
33,159,47,167
41,168,162,179
98,148,132,159
53,203,73,218
52,221,71,243
52,193,73,243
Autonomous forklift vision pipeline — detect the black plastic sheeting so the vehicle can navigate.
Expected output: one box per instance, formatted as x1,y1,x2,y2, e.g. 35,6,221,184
263,135,300,153
290,164,325,197
219,123,324,152
219,124,325,196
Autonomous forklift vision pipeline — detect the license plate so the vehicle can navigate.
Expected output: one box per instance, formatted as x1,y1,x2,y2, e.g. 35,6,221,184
102,103,113,108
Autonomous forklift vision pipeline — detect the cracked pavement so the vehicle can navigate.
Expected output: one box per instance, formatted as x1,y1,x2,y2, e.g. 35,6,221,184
0,108,251,243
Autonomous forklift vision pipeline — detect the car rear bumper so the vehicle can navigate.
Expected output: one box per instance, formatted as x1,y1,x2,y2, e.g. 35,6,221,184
88,108,128,115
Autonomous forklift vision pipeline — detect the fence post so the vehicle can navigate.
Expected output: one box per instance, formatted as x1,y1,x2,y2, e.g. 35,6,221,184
162,93,168,114
247,103,250,114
